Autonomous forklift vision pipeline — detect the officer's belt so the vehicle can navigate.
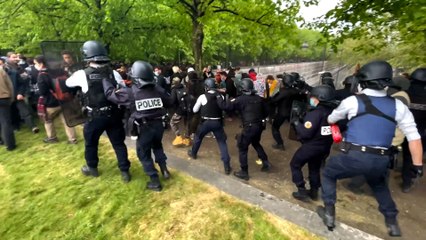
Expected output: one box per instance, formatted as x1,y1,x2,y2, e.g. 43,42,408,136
86,106,113,116
136,116,163,124
342,142,391,156
201,117,221,120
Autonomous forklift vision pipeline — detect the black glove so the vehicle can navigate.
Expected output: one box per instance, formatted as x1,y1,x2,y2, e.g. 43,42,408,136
411,165,423,178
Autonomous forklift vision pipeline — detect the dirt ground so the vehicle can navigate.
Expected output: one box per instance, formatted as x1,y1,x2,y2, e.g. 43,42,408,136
161,119,426,240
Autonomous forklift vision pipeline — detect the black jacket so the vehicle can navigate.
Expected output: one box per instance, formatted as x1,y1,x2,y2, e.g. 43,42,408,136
37,70,60,107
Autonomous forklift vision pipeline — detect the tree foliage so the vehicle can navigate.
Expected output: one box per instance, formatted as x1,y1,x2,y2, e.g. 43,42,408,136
314,0,426,69
0,0,327,68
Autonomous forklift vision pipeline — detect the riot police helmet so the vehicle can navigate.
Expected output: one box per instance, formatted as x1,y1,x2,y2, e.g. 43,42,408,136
310,85,336,102
282,73,295,88
391,76,410,91
204,78,216,91
356,60,393,89
81,40,110,62
342,75,356,86
410,67,426,82
240,78,256,95
320,72,333,80
357,60,393,82
130,61,155,88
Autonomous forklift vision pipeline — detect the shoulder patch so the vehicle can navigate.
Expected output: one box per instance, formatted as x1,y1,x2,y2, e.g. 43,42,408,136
304,121,312,129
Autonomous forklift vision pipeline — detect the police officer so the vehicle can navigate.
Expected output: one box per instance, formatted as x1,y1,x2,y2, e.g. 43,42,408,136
66,40,131,182
270,73,305,150
335,75,356,101
401,68,426,192
318,60,423,236
103,61,173,191
290,85,336,201
187,78,232,175
219,78,270,180
320,72,336,89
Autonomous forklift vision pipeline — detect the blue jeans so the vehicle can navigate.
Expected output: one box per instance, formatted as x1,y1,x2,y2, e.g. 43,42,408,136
322,150,398,219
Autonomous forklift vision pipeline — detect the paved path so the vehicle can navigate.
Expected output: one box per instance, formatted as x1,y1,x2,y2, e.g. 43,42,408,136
125,137,383,240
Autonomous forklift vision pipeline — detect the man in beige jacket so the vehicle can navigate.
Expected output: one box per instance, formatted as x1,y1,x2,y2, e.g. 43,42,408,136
0,67,16,150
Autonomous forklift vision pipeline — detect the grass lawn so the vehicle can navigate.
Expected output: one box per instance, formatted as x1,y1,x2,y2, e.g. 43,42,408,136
0,124,320,240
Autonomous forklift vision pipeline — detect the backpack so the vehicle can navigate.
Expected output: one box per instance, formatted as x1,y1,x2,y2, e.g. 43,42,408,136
39,72,73,101
176,88,195,113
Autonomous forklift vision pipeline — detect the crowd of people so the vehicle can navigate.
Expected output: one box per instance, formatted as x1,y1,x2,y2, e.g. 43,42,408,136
0,40,425,237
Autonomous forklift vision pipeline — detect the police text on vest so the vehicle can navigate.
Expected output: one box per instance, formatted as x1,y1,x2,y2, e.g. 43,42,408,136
135,98,163,111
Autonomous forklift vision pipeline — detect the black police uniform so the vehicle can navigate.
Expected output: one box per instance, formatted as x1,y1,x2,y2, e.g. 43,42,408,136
188,89,232,174
291,103,334,199
270,87,300,149
402,71,426,190
83,66,130,175
221,94,270,179
103,61,173,191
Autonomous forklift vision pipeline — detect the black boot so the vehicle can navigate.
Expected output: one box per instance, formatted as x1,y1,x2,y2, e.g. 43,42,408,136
234,170,249,180
121,171,131,183
292,188,309,201
385,218,402,237
272,143,285,150
261,161,271,172
146,176,162,192
224,163,232,175
187,149,197,159
317,204,335,231
309,188,319,201
159,164,171,180
81,165,99,177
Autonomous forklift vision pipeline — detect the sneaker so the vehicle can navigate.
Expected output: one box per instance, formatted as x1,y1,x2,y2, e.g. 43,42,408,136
172,135,184,146
121,171,131,183
32,127,40,134
68,139,78,144
130,136,138,140
181,137,192,147
43,137,59,143
81,165,99,177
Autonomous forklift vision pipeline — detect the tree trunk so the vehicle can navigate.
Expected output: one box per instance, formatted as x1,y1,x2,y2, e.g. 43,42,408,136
192,20,204,72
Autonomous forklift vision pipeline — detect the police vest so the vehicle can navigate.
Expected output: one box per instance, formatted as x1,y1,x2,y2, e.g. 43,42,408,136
240,95,264,125
131,85,166,120
84,67,115,109
200,92,222,118
345,94,396,148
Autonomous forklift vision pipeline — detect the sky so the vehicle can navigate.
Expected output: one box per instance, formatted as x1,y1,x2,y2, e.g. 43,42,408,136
299,0,340,23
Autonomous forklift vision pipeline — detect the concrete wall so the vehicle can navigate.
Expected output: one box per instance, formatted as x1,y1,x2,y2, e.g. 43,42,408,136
241,61,353,89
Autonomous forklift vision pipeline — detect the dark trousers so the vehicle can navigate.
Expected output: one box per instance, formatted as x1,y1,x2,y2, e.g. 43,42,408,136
191,119,230,165
11,100,35,130
290,144,329,189
237,124,268,171
83,115,130,171
322,150,398,220
271,114,287,145
0,99,16,149
136,121,167,178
